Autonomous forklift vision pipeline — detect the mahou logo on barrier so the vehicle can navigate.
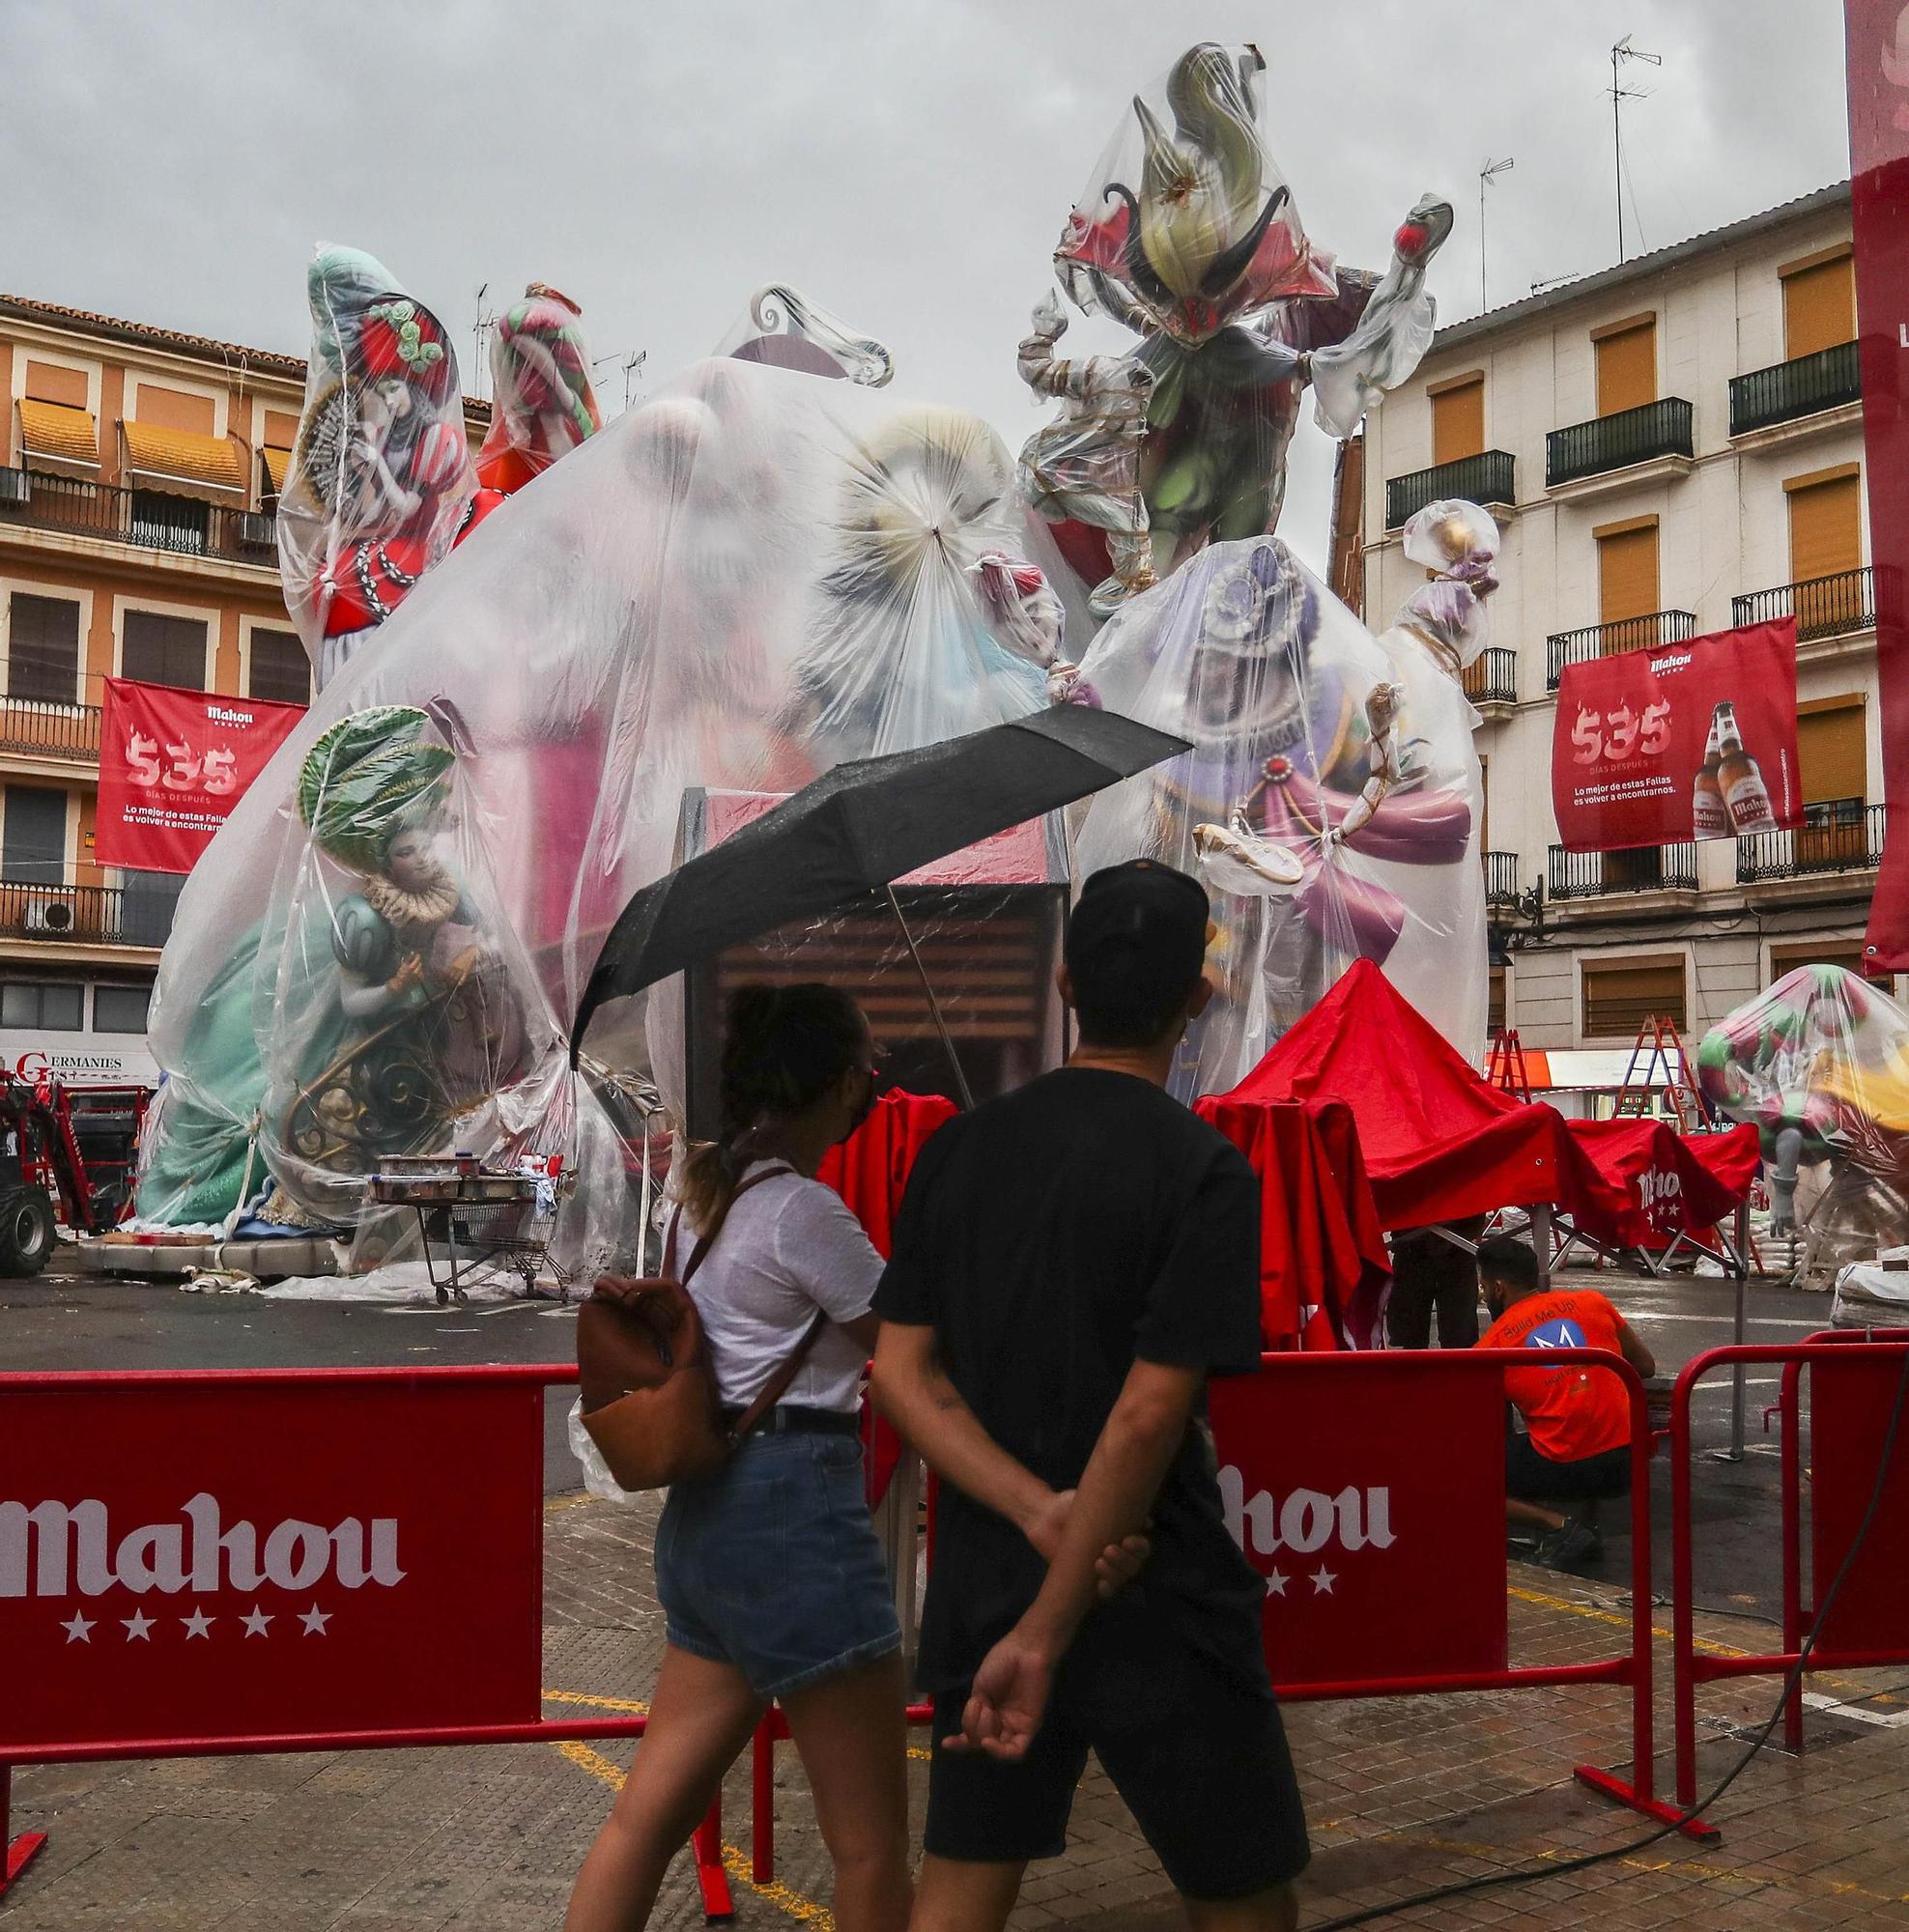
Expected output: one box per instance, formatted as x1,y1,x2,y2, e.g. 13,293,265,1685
0,1381,544,1752
1210,1358,1509,1685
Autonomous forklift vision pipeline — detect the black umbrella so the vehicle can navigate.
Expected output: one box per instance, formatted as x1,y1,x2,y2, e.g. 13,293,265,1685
570,706,1190,1094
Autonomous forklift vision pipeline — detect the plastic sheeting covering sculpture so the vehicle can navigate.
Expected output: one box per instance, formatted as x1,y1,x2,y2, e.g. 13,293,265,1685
1070,500,1496,1100
133,351,1077,1264
1020,42,1452,614
276,246,481,692
1696,965,1909,1252
474,284,604,496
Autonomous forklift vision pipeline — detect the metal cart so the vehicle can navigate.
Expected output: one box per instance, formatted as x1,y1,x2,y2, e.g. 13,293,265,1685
366,1158,571,1305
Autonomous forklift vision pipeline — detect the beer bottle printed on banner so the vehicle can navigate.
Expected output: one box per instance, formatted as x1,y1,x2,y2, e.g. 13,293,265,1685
1715,702,1778,833
1692,712,1729,839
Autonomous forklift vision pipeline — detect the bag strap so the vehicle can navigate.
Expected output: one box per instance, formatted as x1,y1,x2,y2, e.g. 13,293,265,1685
727,1308,833,1446
678,1163,796,1289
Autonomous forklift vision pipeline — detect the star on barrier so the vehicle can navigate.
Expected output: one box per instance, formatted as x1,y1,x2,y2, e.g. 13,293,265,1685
122,1610,155,1640
182,1607,214,1639
1310,1567,1336,1595
62,1612,94,1644
1265,1570,1288,1597
299,1604,332,1635
242,1605,273,1637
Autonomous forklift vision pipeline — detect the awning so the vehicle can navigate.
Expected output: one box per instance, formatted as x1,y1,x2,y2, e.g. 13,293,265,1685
118,421,243,495
261,444,292,493
17,399,100,468
1520,1046,1685,1093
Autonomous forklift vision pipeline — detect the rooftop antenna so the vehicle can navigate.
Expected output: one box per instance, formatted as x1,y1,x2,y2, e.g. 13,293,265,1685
591,347,647,412
472,282,494,402
1478,156,1513,312
1610,36,1661,263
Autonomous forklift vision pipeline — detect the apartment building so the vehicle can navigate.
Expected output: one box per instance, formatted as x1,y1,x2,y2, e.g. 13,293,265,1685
1360,182,1888,1066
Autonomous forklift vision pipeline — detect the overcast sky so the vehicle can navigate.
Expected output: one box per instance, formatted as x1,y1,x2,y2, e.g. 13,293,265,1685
1,0,1852,572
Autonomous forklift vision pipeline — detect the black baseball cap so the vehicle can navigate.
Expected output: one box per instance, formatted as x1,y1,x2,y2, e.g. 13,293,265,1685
1066,860,1211,991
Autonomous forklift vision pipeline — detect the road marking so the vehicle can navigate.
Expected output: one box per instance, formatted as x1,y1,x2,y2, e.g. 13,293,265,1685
1802,1690,1909,1727
1624,1313,1823,1328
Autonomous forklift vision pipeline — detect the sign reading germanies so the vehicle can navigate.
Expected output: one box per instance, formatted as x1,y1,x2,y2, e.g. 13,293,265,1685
0,1379,543,1752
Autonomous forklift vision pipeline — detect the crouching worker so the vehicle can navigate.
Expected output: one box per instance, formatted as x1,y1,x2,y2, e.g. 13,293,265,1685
1476,1234,1656,1571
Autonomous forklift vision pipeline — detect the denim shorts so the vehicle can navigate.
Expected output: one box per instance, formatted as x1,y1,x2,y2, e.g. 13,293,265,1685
653,1425,901,1699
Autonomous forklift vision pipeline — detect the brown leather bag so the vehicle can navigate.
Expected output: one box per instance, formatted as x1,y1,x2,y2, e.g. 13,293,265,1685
577,1166,830,1492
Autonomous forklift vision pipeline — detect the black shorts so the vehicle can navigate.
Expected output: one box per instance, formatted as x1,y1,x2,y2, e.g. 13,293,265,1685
1504,1429,1632,1503
925,1619,1309,1901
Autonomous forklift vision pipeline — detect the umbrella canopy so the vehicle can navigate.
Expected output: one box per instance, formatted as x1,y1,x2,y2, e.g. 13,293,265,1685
571,706,1189,1059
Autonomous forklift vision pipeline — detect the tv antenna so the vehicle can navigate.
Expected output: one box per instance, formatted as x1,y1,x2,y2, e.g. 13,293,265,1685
593,348,647,412
471,283,496,402
1610,36,1661,263
1478,156,1513,312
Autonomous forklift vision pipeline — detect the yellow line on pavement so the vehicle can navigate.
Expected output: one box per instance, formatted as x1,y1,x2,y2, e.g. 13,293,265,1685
544,1690,837,1929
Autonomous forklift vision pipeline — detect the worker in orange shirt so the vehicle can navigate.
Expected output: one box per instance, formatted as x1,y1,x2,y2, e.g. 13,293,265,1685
1475,1235,1656,1572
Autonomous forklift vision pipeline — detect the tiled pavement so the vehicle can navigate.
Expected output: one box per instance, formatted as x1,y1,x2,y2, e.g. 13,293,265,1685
8,1489,1909,1929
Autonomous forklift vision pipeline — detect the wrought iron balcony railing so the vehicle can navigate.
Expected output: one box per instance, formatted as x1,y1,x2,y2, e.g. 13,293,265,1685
1384,450,1516,530
1483,851,1523,907
1728,340,1863,438
0,469,277,568
1546,397,1695,490
1549,842,1699,900
0,697,102,762
1731,565,1873,644
0,877,173,948
1461,647,1518,707
1546,610,1696,690
1736,799,1885,884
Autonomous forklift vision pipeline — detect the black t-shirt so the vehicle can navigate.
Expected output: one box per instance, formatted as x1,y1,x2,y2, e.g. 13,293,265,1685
875,1066,1268,1694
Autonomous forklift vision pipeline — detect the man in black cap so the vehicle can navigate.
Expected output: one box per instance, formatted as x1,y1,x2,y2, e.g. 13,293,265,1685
872,861,1309,1932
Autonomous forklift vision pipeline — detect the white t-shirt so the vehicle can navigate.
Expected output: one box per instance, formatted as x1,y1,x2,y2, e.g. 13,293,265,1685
677,1161,885,1413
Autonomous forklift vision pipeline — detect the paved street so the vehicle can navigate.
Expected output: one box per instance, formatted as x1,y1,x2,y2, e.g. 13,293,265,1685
5,1260,1907,1927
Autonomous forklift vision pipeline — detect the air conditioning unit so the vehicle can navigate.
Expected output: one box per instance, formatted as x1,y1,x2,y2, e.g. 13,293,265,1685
0,468,30,508
25,897,76,935
237,510,276,551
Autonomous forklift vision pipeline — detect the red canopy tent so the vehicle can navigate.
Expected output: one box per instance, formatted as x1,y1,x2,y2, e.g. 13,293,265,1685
1560,1117,1761,1253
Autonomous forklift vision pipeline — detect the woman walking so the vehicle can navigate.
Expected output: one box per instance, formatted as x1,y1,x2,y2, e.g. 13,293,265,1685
565,983,910,1932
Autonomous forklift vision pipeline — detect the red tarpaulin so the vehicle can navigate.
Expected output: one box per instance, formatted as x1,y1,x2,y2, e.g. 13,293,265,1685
1208,960,1624,1231
818,1087,958,1503
1193,1096,1391,1350
1563,1118,1760,1250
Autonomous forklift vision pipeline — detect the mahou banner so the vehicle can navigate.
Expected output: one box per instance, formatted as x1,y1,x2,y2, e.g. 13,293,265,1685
96,677,305,875
1551,620,1801,853
1847,0,1909,968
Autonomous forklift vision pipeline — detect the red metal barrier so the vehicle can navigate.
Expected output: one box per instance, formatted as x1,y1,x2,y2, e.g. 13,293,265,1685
1669,1334,1909,1814
745,1345,1702,1886
0,1364,735,1918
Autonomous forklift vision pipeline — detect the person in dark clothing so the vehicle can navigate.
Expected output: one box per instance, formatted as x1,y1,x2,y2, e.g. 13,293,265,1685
871,861,1308,1932
1385,1215,1488,1349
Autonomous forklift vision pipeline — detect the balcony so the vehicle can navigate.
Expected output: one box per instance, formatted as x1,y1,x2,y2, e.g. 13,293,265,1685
0,877,172,949
1461,647,1518,708
1546,398,1695,490
1732,565,1873,644
1483,851,1523,908
1546,610,1696,690
1728,340,1862,439
0,697,102,764
1549,842,1699,900
0,469,277,568
1384,450,1516,530
1737,799,1884,885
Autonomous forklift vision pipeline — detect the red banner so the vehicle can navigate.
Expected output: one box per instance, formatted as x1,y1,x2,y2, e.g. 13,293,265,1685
1848,0,1909,968
1811,1352,1909,1654
1209,1356,1506,1687
0,1378,543,1752
1552,621,1800,852
96,678,305,875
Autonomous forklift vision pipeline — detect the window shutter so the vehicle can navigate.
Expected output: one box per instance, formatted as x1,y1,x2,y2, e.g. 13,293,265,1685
1796,699,1866,807
1595,320,1657,415
1787,472,1863,583
7,595,81,703
1432,379,1485,465
121,611,208,691
246,629,311,706
1770,940,1888,984
1597,523,1660,628
1781,254,1856,359
1581,959,1686,1037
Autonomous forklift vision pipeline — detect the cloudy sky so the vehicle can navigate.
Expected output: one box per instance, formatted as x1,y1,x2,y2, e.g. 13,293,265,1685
1,0,1852,570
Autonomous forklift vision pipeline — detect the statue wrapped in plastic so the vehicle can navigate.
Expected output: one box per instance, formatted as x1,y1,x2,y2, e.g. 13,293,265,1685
474,284,604,496
1069,500,1496,1099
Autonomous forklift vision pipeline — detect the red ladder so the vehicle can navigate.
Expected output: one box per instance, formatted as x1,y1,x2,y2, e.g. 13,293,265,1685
1612,1015,1708,1130
1486,1029,1533,1102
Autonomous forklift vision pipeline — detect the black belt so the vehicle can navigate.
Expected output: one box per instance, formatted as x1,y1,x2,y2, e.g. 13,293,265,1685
726,1406,861,1437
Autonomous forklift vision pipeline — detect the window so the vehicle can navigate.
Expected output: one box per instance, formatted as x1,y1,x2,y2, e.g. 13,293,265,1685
23,361,88,409
132,385,216,436
1594,315,1657,416
1795,696,1868,867
1786,466,1863,583
120,610,207,690
7,594,80,703
1596,519,1661,632
93,982,154,1034
120,871,184,950
1,787,67,884
1488,967,1507,1037
128,492,209,557
247,629,310,706
0,982,83,1030
1581,957,1686,1037
1430,373,1485,466
1769,941,1891,985
1781,249,1856,360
